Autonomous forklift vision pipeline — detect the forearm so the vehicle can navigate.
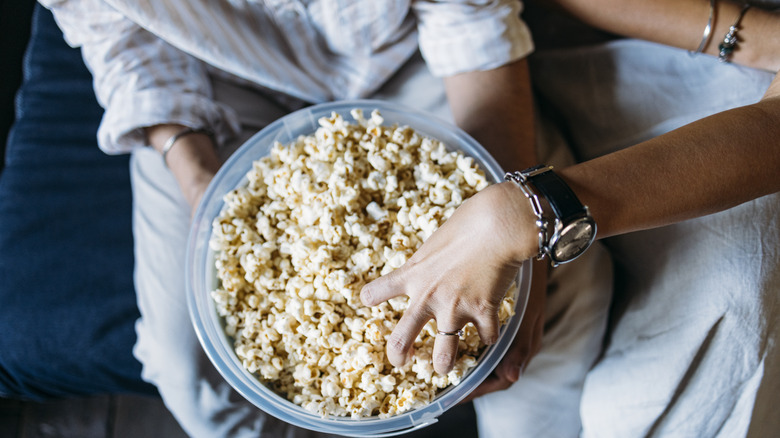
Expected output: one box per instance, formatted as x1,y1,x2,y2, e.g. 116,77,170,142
561,75,780,239
444,58,537,171
545,0,780,71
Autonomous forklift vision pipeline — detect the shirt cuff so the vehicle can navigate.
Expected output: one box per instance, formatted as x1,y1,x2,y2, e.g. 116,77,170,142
418,2,534,77
96,88,241,155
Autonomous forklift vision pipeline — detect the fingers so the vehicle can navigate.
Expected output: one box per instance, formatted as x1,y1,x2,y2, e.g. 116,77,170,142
432,324,466,374
432,333,459,375
361,235,522,377
385,304,430,368
464,262,548,401
433,303,499,374
360,267,406,306
461,321,528,403
495,335,529,383
459,329,531,404
506,259,546,373
472,314,500,347
495,312,541,384
366,275,507,375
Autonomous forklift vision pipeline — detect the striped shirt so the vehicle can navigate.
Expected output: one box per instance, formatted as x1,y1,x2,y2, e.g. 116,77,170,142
40,0,533,154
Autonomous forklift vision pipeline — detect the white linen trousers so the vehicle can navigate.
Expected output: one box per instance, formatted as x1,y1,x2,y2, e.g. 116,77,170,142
530,39,780,438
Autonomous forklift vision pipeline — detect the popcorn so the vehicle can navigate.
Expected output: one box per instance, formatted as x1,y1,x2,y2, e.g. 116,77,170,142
210,109,515,419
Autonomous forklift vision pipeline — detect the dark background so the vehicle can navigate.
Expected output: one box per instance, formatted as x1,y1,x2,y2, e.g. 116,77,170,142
1,0,36,174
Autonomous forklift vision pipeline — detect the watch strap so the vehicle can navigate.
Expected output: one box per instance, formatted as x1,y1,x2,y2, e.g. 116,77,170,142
524,165,585,221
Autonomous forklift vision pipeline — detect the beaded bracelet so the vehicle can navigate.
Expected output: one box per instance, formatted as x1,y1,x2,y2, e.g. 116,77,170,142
161,127,214,168
718,4,751,62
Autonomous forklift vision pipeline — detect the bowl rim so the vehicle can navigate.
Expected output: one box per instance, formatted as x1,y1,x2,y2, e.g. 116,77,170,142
185,99,532,437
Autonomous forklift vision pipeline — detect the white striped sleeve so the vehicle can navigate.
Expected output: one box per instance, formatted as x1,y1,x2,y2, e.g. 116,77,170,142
108,0,336,102
39,0,240,154
412,0,534,77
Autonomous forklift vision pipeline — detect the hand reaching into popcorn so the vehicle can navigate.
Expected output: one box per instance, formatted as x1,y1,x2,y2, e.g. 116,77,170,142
360,181,542,377
361,58,551,394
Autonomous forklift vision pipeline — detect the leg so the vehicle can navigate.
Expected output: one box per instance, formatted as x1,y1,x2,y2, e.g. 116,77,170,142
530,38,779,437
581,193,780,437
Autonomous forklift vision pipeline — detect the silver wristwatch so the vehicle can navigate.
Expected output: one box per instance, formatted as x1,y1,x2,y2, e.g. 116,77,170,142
506,165,596,267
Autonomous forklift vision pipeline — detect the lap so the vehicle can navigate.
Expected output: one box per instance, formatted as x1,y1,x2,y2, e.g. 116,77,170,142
531,38,780,437
474,243,613,437
130,49,616,436
582,193,780,437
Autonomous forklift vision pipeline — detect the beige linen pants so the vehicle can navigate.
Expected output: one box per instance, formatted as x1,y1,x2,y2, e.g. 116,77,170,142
531,39,780,438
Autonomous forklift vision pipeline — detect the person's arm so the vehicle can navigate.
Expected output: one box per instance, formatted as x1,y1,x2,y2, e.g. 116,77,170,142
363,0,780,395
41,0,239,212
563,73,780,239
538,0,780,235
445,58,536,170
446,59,550,394
376,71,780,369
363,0,548,390
543,0,780,71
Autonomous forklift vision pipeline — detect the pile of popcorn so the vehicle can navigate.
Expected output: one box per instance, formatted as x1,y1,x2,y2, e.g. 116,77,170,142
210,109,516,419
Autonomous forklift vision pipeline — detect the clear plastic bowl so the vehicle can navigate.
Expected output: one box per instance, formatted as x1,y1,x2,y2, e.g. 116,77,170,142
186,99,531,437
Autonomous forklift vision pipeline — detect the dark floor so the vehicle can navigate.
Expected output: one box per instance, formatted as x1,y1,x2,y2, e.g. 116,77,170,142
0,394,479,438
0,394,188,438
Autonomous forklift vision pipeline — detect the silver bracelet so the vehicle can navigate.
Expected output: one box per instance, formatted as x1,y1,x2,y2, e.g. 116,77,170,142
161,127,214,168
504,171,548,261
718,4,751,62
693,0,716,54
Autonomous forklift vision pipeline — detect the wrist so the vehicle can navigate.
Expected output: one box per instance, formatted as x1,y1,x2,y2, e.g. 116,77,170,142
494,181,545,264
715,4,780,71
175,146,219,208
145,124,220,208
504,166,597,267
147,124,188,153
745,8,780,72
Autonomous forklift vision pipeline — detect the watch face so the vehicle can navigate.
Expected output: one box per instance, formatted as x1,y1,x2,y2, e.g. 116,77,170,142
550,217,596,263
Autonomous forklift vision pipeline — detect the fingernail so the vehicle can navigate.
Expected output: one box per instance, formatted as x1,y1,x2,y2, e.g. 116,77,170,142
360,288,371,306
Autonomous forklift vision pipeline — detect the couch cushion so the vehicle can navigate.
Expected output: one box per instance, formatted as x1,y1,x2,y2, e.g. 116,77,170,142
0,4,155,399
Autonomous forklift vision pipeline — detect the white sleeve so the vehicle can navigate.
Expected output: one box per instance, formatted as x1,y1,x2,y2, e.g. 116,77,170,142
38,0,240,154
412,0,534,77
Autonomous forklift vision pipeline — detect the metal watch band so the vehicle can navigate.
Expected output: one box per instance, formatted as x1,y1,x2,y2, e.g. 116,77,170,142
504,171,548,261
510,165,596,267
